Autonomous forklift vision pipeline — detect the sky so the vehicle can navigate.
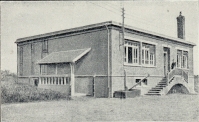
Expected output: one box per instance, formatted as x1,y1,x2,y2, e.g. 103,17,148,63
1,1,199,74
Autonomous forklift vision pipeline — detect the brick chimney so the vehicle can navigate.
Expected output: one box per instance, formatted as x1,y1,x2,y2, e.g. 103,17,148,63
177,12,185,39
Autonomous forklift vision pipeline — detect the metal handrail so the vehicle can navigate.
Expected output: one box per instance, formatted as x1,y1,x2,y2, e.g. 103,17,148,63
129,74,150,90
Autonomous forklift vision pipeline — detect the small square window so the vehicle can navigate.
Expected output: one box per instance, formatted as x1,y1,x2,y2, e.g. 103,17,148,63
143,79,147,85
135,79,141,86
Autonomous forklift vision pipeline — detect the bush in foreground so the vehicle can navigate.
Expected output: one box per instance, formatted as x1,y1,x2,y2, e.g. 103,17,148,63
1,81,69,104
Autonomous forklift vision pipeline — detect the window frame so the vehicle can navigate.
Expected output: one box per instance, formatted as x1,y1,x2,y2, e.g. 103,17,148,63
124,40,140,65
123,37,157,67
142,44,155,66
41,65,47,75
176,49,188,69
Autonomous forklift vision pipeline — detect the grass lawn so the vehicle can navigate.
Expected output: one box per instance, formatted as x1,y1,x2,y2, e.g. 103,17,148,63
1,94,199,121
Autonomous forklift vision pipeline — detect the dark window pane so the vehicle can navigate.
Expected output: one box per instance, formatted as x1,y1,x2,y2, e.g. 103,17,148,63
128,47,132,63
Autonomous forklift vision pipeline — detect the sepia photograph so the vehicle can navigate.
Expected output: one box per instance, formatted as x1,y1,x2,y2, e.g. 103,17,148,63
1,1,199,121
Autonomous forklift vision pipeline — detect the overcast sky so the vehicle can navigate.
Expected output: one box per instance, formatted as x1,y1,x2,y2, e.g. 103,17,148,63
1,1,199,74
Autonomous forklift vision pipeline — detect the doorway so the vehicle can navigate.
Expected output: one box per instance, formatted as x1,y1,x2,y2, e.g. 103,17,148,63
163,47,170,76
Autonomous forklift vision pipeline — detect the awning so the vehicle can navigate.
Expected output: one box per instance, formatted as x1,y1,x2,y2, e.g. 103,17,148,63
37,48,91,64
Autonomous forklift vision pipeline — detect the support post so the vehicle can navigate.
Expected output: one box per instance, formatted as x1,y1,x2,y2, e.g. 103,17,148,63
70,63,75,97
55,64,57,75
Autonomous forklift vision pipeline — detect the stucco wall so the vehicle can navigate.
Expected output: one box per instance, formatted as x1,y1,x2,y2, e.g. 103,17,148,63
75,77,93,95
22,44,32,76
110,28,194,95
17,28,108,77
47,29,108,76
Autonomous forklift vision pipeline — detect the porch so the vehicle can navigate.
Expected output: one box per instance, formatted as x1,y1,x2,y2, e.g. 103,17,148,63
36,48,91,97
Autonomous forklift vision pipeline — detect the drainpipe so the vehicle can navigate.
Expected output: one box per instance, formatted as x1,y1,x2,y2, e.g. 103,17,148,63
17,45,19,83
105,24,111,98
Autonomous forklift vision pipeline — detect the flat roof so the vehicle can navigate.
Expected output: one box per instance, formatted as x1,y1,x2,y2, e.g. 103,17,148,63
15,21,196,46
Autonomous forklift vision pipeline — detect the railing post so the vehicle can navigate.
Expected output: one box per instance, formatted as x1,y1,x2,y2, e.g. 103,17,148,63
64,77,66,85
167,73,169,85
39,77,41,85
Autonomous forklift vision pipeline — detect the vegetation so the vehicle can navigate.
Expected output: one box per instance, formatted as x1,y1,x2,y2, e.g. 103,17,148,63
2,94,199,121
1,70,69,104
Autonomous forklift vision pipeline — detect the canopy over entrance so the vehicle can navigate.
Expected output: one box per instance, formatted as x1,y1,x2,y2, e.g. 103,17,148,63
37,48,91,64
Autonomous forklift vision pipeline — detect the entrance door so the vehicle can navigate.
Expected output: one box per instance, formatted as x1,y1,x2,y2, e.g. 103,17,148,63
164,52,168,76
163,47,170,76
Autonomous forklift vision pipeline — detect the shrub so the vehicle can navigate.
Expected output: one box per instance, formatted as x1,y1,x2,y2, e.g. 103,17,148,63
1,81,69,104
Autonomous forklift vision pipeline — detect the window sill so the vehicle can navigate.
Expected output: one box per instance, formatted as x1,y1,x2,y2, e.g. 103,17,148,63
142,65,156,68
42,50,48,53
176,67,189,70
124,63,156,68
136,85,148,88
124,63,141,67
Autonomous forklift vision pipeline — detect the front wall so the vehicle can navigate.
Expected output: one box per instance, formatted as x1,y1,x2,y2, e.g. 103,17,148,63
110,28,194,95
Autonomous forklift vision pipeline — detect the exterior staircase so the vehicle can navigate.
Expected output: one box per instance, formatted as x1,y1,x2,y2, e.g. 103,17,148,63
145,78,167,95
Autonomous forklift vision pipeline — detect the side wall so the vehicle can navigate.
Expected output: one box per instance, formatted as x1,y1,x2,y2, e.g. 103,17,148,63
17,28,109,97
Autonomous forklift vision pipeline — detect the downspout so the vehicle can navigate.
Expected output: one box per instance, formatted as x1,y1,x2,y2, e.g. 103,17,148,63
17,44,18,83
105,24,111,98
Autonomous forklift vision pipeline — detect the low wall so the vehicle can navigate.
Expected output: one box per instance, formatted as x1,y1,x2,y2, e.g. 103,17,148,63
18,77,70,96
38,84,70,95
75,77,93,95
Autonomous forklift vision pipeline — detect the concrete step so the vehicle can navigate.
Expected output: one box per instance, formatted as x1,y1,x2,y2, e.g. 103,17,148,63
145,93,161,95
148,91,161,93
151,87,164,90
158,82,167,84
156,84,167,87
149,89,162,91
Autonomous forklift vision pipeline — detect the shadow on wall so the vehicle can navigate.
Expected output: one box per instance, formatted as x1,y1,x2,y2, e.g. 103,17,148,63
167,84,189,94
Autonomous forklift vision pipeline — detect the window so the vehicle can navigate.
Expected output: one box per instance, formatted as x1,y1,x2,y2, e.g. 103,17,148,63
143,79,147,85
135,79,141,86
124,38,156,67
124,41,139,64
177,50,182,68
41,65,47,75
142,43,155,66
182,51,188,68
42,40,48,52
19,47,23,76
177,50,188,69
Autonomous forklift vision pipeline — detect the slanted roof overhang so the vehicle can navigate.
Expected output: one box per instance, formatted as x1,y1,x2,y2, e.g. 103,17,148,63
37,48,91,64
15,21,196,46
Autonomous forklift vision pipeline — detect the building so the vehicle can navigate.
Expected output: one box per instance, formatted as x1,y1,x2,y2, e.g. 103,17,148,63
15,12,196,97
